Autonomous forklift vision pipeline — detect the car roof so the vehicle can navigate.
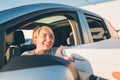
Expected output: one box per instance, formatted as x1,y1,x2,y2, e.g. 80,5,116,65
0,3,101,25
0,3,75,24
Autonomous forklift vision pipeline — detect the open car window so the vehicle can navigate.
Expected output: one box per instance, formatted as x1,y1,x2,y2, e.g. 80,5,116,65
4,10,81,64
85,15,110,42
20,14,76,47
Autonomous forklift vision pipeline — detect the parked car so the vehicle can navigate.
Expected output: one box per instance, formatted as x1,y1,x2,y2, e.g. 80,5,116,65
0,3,119,80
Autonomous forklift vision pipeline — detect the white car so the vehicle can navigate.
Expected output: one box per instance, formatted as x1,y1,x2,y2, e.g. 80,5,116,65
0,3,119,80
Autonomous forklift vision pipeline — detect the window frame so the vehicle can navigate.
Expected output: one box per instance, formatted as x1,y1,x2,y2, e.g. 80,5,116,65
84,14,111,42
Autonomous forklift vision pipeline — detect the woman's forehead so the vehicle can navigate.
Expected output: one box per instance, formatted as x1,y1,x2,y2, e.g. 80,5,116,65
39,28,54,36
40,28,51,33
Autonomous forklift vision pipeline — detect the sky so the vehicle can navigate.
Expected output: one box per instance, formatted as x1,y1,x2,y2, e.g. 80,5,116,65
0,0,113,11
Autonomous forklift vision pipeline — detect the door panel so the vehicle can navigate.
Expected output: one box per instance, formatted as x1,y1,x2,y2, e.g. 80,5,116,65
63,40,120,80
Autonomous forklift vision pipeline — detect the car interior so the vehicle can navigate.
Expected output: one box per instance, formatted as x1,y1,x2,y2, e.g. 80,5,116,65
0,11,110,80
4,14,75,64
3,12,107,80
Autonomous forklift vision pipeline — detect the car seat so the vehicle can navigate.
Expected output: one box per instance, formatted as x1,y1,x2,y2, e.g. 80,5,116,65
67,32,75,46
5,30,25,61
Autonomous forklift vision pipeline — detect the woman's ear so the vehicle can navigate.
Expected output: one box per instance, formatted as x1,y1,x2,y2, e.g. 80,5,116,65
33,39,37,45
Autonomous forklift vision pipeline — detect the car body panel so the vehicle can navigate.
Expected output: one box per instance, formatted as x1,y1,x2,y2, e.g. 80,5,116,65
0,65,74,80
0,3,102,24
63,39,120,79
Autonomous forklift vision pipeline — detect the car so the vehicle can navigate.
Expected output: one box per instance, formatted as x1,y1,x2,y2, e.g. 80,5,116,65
0,3,119,80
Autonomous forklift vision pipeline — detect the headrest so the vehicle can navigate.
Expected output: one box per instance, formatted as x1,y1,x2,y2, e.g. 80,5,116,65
12,30,25,45
67,32,74,46
6,32,14,45
6,30,25,45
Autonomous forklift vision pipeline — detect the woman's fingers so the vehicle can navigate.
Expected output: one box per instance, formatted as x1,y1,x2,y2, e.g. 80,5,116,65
55,45,66,57
55,45,74,62
63,56,74,62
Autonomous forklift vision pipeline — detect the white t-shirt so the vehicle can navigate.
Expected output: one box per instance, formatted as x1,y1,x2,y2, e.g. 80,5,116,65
21,47,58,56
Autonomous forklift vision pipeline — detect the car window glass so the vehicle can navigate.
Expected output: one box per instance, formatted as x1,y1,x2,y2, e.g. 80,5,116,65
85,15,110,42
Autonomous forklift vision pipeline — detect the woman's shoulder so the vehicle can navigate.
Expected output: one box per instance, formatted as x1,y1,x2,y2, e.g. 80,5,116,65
49,47,58,55
21,50,34,56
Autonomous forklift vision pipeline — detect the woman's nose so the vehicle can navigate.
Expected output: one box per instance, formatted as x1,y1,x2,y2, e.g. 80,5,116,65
46,36,52,41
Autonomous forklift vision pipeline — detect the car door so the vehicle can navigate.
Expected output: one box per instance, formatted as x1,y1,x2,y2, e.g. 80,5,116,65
0,5,86,68
0,31,6,69
65,11,120,80
63,40,120,80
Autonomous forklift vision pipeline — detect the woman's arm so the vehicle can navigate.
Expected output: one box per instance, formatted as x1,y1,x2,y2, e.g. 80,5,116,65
55,45,74,62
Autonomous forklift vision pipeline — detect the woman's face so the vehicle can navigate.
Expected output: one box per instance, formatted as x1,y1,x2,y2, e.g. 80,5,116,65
34,28,54,51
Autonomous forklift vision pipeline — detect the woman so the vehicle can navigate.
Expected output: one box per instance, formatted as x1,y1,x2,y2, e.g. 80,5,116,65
21,25,74,62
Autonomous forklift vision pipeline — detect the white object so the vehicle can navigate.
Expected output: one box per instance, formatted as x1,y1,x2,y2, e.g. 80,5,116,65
63,39,120,80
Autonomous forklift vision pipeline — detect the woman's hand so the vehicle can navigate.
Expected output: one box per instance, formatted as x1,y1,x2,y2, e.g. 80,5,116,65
55,45,74,62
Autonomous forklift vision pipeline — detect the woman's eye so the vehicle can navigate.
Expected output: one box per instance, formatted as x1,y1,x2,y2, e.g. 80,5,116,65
40,34,53,39
40,34,46,38
49,35,54,39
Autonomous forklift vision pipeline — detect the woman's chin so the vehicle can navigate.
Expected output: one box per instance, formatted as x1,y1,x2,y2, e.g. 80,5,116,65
44,47,51,50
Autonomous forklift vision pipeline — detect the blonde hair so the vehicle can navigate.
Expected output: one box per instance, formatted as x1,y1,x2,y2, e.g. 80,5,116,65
32,25,55,43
